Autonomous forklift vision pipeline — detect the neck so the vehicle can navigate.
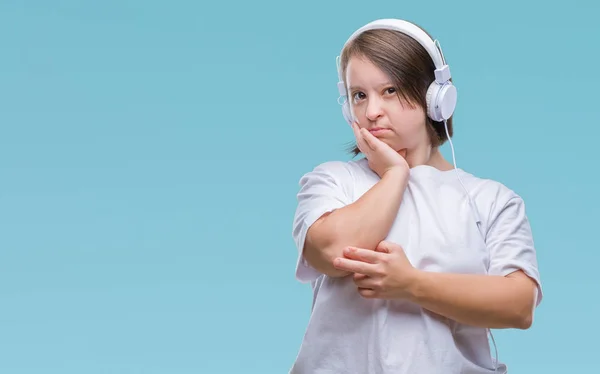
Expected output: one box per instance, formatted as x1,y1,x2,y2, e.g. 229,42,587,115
405,145,453,171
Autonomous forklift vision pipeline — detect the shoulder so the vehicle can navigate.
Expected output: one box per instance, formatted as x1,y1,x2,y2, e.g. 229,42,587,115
298,158,369,185
410,166,521,207
457,170,529,228
461,171,522,206
303,160,352,177
295,158,373,203
460,170,516,196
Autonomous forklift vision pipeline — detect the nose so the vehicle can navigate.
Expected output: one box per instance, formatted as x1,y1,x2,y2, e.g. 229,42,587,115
365,97,384,121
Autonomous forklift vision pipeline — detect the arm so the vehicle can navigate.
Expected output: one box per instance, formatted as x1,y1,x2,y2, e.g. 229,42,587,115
303,167,408,277
410,195,542,329
333,193,543,328
409,269,538,329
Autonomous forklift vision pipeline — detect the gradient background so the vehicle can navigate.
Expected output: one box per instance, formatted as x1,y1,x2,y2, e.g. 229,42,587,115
1,1,598,373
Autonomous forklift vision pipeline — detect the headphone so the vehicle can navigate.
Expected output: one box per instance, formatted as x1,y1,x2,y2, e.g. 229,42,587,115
336,18,457,125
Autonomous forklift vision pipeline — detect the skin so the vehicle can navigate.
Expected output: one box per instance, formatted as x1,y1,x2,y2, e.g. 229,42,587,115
328,55,539,330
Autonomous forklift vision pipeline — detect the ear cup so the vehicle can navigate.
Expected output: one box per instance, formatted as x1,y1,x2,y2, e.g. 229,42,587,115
341,100,353,125
426,81,457,122
425,81,439,121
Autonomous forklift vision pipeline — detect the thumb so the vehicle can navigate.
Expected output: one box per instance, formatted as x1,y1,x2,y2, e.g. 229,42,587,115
375,240,395,253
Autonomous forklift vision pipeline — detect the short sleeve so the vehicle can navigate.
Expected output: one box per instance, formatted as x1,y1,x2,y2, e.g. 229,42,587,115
486,195,543,307
292,161,353,283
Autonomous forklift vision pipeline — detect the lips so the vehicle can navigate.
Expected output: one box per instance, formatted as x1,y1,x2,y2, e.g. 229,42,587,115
368,128,391,136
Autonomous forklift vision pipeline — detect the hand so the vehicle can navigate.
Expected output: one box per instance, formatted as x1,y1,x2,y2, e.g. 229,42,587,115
352,121,409,178
333,240,420,300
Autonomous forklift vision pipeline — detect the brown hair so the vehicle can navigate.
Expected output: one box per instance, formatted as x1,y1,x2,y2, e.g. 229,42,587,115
339,26,454,156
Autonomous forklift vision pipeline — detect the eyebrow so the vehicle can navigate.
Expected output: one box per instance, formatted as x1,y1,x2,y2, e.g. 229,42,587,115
348,82,394,91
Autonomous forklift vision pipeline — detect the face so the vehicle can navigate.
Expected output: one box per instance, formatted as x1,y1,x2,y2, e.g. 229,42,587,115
345,55,430,152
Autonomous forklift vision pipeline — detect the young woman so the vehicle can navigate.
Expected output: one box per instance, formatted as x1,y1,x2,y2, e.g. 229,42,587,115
290,19,543,373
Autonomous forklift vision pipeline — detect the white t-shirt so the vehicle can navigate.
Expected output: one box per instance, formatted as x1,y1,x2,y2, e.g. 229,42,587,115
290,157,543,374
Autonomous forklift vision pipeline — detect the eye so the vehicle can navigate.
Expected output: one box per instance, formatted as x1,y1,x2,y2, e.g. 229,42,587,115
352,91,366,102
385,87,397,95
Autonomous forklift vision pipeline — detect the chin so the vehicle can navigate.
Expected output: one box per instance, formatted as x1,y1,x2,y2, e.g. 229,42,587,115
381,138,402,151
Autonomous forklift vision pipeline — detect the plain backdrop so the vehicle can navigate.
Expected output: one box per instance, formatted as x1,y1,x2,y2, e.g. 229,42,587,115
1,1,598,373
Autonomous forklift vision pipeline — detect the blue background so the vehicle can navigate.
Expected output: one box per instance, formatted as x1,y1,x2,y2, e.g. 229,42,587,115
1,1,597,373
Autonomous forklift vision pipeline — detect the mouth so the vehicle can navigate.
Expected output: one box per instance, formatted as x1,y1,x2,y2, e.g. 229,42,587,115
368,128,391,136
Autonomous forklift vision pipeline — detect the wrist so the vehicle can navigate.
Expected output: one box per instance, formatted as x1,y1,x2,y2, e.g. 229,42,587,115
406,269,427,303
383,166,409,182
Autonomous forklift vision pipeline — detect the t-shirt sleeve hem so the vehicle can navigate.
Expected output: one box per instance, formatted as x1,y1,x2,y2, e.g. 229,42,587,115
294,207,341,283
492,263,543,307
291,161,352,284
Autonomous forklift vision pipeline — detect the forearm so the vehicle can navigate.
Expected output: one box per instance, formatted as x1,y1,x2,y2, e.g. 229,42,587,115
304,168,408,277
408,270,537,329
325,168,408,251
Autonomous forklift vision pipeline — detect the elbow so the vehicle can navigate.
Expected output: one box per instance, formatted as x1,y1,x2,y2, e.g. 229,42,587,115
307,257,350,278
513,301,535,330
303,220,351,278
506,272,538,330
316,245,351,278
515,312,533,330
302,242,350,278
515,285,538,330
497,310,532,330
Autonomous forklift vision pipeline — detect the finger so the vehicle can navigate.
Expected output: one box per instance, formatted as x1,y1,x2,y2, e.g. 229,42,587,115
350,121,358,137
353,123,369,153
351,122,363,151
360,128,378,151
358,287,378,299
344,246,382,264
333,257,377,275
374,244,389,253
363,127,388,149
351,121,360,138
376,240,400,253
353,273,369,284
353,274,379,289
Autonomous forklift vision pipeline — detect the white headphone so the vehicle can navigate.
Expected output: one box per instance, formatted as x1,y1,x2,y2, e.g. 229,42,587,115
336,18,457,125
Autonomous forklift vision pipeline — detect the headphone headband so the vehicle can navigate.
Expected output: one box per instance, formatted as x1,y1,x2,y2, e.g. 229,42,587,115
342,19,446,70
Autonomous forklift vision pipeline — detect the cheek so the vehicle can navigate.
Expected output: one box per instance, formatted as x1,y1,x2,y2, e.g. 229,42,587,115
389,108,428,145
392,111,425,135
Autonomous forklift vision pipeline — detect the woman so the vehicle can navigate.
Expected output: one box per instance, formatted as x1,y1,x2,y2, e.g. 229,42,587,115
290,19,542,373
